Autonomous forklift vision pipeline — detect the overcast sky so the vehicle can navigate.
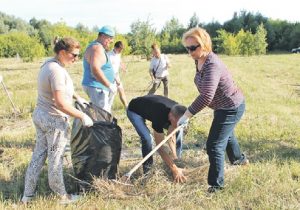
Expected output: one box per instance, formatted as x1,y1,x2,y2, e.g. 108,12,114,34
1,0,299,33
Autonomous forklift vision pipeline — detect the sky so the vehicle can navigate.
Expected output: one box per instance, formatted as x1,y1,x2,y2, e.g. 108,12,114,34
1,0,299,33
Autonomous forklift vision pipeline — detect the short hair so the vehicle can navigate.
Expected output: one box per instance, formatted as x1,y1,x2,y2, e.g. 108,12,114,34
151,43,160,50
170,104,187,118
182,27,212,52
114,41,124,49
53,37,80,54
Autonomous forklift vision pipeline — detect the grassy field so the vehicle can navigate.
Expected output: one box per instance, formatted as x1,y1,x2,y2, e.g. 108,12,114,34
0,53,300,209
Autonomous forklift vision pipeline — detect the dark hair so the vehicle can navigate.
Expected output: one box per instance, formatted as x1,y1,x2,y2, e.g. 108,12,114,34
170,104,187,118
53,37,80,54
114,41,123,49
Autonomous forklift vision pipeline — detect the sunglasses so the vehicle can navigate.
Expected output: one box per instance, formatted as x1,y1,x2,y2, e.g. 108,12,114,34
185,44,201,52
69,52,79,58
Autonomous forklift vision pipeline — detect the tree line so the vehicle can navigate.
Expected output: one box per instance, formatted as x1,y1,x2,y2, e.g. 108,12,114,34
0,10,299,61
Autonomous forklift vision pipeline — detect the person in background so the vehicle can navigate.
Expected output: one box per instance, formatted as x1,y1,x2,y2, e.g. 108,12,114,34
127,95,187,183
178,27,248,193
82,25,116,113
107,41,128,109
147,43,171,97
22,37,93,204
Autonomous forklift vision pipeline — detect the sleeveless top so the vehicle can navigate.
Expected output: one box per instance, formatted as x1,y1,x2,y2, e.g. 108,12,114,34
82,41,114,91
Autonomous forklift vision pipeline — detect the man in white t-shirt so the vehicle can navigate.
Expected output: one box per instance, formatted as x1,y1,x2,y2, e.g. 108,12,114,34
107,41,128,110
148,43,171,97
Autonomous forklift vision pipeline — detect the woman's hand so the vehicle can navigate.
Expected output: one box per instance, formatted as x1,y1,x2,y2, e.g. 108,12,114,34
81,113,93,127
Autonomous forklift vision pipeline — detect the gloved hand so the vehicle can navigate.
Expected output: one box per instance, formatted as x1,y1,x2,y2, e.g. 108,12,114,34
81,113,93,127
109,83,117,94
177,115,189,127
76,96,89,108
177,109,193,127
0,75,3,83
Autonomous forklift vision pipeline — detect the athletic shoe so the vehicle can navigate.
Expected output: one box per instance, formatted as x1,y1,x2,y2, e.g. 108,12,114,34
21,195,34,204
207,186,223,193
59,194,80,205
233,154,249,166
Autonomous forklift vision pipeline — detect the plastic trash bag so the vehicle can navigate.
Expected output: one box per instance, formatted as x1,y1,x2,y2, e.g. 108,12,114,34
70,103,122,189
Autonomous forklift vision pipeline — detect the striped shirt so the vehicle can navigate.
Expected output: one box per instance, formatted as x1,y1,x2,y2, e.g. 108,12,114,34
188,52,244,115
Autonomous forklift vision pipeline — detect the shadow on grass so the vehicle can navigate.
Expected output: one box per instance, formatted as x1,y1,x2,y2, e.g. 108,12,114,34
288,83,300,97
183,128,300,165
240,138,300,163
0,162,78,202
0,138,35,149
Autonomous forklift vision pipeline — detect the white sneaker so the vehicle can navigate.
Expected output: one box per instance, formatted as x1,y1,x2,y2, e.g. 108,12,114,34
21,195,33,204
59,194,80,205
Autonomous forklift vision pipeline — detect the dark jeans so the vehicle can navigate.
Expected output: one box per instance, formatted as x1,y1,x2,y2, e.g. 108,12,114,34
148,77,169,97
206,101,245,188
127,109,184,173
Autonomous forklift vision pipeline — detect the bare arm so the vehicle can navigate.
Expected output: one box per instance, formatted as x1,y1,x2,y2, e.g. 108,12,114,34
72,92,84,101
117,85,128,108
53,90,84,120
167,126,177,159
153,130,187,183
88,45,111,88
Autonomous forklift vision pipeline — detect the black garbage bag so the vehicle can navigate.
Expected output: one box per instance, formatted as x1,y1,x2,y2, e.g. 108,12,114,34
70,102,122,189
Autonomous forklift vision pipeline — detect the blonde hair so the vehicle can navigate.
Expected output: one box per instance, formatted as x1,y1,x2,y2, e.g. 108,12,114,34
182,27,212,52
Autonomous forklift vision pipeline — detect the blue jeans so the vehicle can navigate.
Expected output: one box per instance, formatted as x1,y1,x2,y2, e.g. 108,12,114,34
206,101,245,188
127,109,184,173
127,109,153,173
176,128,184,159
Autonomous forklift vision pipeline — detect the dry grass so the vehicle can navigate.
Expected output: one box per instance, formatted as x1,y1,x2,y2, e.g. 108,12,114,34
0,54,300,209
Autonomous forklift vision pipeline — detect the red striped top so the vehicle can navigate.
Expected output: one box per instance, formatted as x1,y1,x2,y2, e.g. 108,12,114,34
188,52,244,115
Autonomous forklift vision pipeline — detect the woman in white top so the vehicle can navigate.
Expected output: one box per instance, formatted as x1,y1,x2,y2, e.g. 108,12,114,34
21,37,93,204
147,43,171,97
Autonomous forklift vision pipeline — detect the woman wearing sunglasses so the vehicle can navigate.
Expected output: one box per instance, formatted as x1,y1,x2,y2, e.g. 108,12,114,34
21,37,93,204
178,27,248,193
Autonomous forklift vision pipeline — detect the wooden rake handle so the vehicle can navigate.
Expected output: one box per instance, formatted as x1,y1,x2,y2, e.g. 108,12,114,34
124,124,184,179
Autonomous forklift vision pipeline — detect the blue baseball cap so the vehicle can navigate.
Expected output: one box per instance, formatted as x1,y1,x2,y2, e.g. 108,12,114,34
98,25,115,37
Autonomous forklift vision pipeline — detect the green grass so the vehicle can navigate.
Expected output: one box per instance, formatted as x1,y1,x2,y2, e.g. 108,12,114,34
0,54,300,209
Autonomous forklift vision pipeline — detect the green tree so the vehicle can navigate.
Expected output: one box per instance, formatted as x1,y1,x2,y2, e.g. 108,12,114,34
129,19,156,59
0,12,35,35
289,23,300,49
236,29,255,56
0,32,45,61
215,30,239,55
160,17,185,53
254,23,268,55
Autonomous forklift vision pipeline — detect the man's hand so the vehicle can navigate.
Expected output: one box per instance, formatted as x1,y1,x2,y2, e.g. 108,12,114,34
172,167,187,183
109,83,117,94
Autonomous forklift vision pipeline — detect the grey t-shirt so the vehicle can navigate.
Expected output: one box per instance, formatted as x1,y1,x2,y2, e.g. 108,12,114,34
149,54,169,78
36,58,74,117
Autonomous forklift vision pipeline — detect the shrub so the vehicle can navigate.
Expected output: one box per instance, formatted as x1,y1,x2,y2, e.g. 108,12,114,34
0,32,45,61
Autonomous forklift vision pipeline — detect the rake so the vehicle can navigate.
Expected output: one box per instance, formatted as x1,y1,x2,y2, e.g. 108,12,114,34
121,124,185,183
0,75,19,115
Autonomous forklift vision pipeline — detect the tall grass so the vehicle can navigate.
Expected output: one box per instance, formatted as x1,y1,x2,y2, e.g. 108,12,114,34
0,54,300,209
